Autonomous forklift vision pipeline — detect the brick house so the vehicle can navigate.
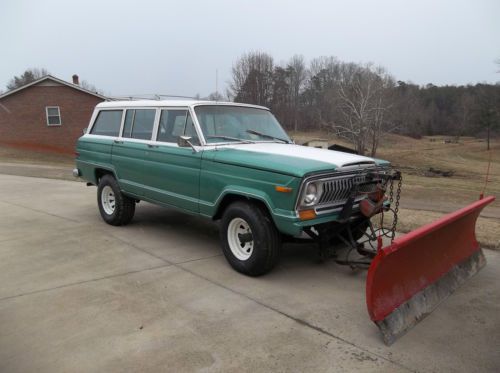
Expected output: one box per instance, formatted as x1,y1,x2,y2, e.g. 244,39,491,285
0,74,107,154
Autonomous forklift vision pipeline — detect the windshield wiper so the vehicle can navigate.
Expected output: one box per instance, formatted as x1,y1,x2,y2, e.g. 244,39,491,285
206,135,255,144
246,129,289,143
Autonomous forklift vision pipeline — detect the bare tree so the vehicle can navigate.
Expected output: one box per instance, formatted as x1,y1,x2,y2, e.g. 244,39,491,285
206,91,226,101
302,56,341,131
391,81,427,138
271,66,291,126
229,51,274,106
453,91,475,141
229,51,499,142
6,67,49,90
334,64,395,156
477,84,499,150
80,80,102,94
286,55,307,131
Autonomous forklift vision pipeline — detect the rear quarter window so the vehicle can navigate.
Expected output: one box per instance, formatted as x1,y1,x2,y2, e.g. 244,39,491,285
90,110,123,136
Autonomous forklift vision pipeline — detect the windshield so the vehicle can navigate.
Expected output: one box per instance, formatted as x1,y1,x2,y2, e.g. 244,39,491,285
194,105,291,144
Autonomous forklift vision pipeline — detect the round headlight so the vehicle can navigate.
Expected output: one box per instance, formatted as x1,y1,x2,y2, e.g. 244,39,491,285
304,183,318,204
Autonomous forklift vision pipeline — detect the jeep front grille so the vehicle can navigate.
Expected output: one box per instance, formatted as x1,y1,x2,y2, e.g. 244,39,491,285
317,173,377,206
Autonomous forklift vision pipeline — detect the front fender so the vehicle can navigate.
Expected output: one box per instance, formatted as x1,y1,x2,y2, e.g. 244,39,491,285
216,186,276,212
201,186,300,236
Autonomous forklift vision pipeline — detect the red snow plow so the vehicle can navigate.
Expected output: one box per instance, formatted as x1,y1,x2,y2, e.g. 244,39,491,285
366,195,495,345
303,167,494,345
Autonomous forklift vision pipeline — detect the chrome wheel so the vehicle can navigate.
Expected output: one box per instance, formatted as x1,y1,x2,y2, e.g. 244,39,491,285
101,185,115,215
227,217,254,261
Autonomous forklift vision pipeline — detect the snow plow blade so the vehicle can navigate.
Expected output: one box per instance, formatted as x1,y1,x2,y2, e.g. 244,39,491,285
366,196,495,345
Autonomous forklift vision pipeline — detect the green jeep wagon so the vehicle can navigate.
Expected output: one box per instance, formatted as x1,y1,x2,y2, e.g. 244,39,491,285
75,100,393,275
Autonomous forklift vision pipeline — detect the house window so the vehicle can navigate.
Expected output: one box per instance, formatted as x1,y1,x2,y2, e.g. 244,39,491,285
46,106,61,126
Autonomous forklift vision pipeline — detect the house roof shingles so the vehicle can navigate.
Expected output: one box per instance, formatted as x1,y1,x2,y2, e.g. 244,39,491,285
0,75,107,101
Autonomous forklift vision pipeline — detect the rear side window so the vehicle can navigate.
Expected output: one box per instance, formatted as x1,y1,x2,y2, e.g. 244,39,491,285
123,109,156,140
90,110,123,136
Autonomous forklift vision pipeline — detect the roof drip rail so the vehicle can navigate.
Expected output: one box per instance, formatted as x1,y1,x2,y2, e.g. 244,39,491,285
157,94,198,99
106,93,199,102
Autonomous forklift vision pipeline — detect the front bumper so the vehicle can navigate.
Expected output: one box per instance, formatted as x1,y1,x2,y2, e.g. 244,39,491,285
273,200,390,237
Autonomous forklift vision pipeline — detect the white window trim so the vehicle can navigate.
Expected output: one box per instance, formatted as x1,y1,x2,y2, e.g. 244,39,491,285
46,106,62,126
88,109,124,136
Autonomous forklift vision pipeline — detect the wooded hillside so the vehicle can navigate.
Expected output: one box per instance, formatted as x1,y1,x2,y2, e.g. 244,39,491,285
227,52,500,155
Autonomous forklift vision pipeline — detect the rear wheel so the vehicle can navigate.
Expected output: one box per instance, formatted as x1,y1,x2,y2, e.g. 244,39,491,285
220,201,281,276
97,174,135,226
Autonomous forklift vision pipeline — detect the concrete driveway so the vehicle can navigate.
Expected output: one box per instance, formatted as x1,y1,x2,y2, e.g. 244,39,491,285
0,174,498,372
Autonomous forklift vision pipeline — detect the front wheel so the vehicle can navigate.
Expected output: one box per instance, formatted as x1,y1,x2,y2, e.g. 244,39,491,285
220,201,281,276
97,174,135,226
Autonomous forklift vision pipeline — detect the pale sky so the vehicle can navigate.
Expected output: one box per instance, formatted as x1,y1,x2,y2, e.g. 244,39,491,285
1,0,499,97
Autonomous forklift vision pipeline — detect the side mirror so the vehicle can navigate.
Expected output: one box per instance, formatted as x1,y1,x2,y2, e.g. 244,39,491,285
178,135,192,147
177,136,199,153
82,127,88,135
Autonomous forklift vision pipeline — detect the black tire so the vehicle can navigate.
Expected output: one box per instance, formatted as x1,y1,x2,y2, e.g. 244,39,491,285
97,174,135,226
220,201,281,276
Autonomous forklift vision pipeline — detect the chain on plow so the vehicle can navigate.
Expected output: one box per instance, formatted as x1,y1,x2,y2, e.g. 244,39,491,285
379,170,402,243
358,169,402,254
306,167,403,269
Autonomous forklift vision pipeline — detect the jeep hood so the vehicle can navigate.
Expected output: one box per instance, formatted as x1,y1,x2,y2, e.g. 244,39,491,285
209,143,384,177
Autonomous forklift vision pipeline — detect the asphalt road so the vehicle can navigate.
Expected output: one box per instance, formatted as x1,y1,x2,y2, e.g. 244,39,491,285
0,174,499,372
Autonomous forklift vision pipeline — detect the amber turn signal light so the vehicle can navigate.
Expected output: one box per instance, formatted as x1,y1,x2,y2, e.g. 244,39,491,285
275,186,293,193
298,209,316,221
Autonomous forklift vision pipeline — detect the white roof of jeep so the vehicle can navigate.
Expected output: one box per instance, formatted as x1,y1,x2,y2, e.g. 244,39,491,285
96,100,269,110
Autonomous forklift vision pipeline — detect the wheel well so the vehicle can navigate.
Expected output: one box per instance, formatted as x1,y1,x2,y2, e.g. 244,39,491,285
213,194,271,221
95,168,114,183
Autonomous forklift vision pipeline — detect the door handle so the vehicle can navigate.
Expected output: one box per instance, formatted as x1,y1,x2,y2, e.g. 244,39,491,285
147,144,159,148
114,139,123,144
